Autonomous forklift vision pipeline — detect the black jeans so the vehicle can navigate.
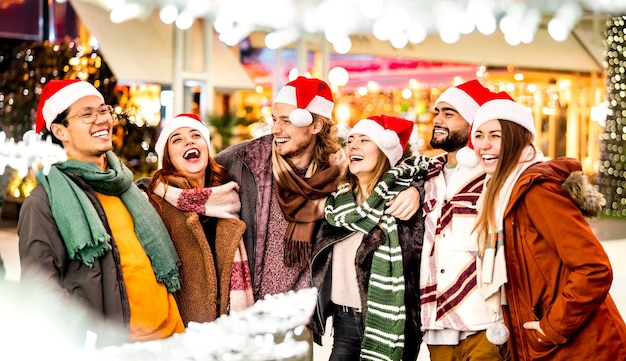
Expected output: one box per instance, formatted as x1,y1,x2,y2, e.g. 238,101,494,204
329,306,365,361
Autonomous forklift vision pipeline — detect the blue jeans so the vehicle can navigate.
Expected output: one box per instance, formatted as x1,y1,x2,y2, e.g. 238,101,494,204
329,306,365,361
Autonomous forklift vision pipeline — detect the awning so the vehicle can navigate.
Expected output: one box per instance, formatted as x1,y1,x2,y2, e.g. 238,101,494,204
247,17,604,74
69,0,256,90
345,26,603,73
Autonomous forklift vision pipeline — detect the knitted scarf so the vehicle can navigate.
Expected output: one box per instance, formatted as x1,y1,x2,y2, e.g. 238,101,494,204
325,156,428,361
478,146,544,313
271,142,342,268
152,179,254,312
35,151,181,292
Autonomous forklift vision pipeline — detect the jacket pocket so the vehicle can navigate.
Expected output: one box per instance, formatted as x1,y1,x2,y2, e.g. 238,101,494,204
527,329,558,355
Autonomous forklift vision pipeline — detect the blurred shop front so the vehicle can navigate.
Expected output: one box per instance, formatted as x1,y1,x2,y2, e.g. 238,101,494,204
64,1,610,178
0,0,611,211
237,47,605,177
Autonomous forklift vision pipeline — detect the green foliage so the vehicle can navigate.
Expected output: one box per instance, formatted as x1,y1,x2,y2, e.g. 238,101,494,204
0,39,155,180
206,112,256,152
112,114,159,179
0,39,117,140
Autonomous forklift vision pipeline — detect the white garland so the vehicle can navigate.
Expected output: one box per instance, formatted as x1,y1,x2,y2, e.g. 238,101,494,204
88,288,319,361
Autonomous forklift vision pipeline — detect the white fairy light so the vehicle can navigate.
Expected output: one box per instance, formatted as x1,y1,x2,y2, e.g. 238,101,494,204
328,66,350,87
219,24,254,46
109,3,148,23
435,1,461,44
499,3,526,36
159,5,178,24
265,28,299,49
548,2,582,42
372,18,392,41
468,0,497,35
390,32,409,49
359,0,384,19
406,23,427,44
333,36,352,54
519,7,541,44
175,11,194,30
89,0,625,48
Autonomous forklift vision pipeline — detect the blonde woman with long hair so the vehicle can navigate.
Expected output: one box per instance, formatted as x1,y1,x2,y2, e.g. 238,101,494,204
310,115,429,361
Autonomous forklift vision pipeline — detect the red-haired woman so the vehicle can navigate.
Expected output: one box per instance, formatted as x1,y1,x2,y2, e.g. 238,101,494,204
139,113,254,326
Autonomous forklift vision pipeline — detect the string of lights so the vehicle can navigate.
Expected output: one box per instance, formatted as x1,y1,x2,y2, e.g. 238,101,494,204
72,0,626,52
598,16,626,217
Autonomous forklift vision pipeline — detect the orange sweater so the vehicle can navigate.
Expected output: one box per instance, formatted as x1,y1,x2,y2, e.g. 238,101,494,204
97,193,184,341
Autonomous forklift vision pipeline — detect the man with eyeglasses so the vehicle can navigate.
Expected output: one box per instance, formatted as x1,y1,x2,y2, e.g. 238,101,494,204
17,79,184,347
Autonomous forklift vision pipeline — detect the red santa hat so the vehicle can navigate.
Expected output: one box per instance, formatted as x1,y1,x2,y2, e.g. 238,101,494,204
155,113,211,160
273,76,334,127
471,91,536,143
348,115,414,166
458,91,536,168
437,80,497,168
435,79,494,124
36,79,104,133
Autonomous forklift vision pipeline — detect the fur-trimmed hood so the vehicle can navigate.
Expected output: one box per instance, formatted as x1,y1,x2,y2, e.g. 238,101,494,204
508,157,605,218
561,170,605,217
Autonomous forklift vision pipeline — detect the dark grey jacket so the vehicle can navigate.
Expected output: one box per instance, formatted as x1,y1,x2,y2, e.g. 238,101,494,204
18,174,130,347
214,134,273,291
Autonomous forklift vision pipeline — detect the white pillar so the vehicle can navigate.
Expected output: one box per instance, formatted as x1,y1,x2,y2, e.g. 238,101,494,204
296,37,307,76
203,20,215,118
320,38,330,82
273,48,283,98
172,27,185,117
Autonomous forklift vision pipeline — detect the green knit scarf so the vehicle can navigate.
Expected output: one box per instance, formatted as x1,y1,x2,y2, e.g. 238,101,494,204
324,156,428,361
35,151,181,292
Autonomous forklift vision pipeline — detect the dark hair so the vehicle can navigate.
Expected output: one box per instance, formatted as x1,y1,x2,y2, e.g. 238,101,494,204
40,109,70,147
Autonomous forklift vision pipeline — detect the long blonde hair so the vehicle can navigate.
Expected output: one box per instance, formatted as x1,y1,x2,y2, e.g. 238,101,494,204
311,114,341,169
473,120,535,253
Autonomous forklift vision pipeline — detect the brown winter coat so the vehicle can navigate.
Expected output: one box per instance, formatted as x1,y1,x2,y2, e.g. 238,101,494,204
502,157,626,360
146,178,246,326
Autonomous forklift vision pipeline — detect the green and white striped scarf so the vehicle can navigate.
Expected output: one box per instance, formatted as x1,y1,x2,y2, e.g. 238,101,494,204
325,156,428,361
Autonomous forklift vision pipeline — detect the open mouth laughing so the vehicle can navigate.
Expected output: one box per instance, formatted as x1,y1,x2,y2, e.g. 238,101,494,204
184,148,200,160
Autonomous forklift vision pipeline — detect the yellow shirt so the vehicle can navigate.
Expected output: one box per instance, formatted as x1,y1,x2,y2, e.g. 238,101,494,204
97,193,184,341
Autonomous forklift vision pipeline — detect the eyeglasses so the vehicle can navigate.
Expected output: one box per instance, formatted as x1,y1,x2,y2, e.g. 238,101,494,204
64,105,118,125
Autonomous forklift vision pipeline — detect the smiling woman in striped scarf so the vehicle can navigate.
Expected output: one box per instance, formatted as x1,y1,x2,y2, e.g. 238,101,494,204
310,115,429,361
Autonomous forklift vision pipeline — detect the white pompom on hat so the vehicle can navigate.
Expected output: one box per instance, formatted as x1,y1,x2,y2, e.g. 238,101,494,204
348,115,414,167
273,76,334,127
36,79,104,133
155,113,211,160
